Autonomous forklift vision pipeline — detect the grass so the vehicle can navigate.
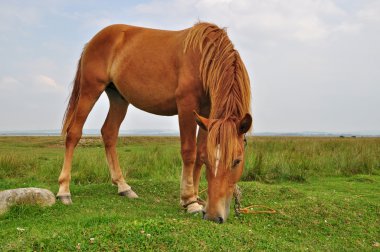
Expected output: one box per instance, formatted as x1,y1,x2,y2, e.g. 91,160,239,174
0,136,379,251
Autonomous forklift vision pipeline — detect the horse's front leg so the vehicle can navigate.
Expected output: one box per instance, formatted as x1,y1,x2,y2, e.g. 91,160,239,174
193,127,207,200
177,97,203,213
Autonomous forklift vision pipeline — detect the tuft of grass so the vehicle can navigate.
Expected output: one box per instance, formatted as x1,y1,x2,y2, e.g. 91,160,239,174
242,137,380,183
0,154,38,179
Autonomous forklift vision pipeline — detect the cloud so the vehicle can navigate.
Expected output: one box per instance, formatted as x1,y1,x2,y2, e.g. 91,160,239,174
35,74,63,92
132,0,356,43
0,76,20,90
357,1,380,22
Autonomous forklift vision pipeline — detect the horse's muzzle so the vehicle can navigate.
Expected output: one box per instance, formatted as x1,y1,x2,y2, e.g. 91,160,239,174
202,210,224,224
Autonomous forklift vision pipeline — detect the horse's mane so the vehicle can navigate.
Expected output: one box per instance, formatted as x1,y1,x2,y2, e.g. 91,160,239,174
184,22,251,170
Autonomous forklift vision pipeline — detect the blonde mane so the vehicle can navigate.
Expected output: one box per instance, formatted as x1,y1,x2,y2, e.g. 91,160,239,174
184,22,251,170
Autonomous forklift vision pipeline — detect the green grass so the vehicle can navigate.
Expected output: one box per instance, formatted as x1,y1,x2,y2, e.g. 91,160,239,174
0,136,379,251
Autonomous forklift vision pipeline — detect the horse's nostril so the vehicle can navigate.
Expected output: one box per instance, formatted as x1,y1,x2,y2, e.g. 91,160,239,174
202,212,224,223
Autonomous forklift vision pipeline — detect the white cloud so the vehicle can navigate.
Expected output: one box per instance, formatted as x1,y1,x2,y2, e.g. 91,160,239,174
35,74,63,91
357,1,380,22
131,0,365,44
0,76,20,90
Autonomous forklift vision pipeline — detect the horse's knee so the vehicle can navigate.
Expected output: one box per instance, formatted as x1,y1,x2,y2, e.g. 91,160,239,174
197,148,207,161
101,124,118,148
101,128,111,147
181,148,196,166
65,130,82,148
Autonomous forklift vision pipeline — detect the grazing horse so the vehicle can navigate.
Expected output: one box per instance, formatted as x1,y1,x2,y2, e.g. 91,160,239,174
57,22,252,223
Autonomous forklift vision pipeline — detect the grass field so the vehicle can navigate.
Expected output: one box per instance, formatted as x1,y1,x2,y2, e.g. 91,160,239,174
0,136,379,251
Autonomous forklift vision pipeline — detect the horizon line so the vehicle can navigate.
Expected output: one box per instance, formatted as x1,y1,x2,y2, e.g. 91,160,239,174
0,129,379,137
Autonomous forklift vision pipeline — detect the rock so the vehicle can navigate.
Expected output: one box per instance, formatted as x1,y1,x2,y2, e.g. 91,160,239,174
0,187,56,215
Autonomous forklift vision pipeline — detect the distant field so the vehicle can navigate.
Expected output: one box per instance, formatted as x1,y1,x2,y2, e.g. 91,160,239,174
0,136,379,251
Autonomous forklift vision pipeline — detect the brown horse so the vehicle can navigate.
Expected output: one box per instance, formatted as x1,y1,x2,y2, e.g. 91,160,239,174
57,22,252,223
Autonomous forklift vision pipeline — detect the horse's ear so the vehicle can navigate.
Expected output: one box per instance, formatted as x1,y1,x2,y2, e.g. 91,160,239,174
238,113,252,135
193,111,209,131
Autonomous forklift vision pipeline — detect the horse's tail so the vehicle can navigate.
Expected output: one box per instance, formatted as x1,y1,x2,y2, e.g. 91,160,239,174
61,51,84,137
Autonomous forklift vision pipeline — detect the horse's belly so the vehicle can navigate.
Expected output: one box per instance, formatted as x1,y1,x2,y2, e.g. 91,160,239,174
117,83,178,116
128,94,178,116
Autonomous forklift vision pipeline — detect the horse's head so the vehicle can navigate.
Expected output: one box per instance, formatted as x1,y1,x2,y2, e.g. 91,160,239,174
194,112,252,223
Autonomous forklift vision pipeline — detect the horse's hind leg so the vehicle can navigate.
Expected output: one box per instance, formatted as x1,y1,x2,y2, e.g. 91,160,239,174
57,81,106,204
101,86,138,198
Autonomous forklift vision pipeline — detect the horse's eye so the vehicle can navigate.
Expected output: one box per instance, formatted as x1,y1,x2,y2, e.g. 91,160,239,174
232,159,241,167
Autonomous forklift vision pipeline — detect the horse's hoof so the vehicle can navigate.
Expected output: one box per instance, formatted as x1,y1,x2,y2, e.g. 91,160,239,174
186,202,203,214
119,189,138,198
197,197,206,206
57,195,72,205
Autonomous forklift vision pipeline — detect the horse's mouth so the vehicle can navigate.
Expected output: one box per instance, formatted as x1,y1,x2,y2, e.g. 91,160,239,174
202,196,232,223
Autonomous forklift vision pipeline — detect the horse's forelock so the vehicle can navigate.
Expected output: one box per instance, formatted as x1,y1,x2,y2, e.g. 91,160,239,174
207,119,242,172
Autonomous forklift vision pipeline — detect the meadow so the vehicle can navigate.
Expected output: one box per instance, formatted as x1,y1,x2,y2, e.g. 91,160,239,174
0,136,379,251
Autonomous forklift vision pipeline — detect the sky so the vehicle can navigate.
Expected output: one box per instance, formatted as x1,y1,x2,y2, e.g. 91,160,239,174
0,0,379,133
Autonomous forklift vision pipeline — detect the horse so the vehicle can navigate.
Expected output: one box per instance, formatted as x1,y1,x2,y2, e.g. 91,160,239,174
57,22,252,223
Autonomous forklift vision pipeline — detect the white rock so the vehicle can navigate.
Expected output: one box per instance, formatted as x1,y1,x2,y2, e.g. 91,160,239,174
0,187,56,214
